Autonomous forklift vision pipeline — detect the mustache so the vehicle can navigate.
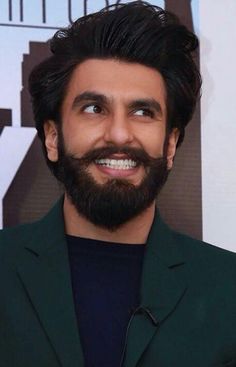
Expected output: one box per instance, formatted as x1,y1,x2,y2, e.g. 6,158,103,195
64,146,162,167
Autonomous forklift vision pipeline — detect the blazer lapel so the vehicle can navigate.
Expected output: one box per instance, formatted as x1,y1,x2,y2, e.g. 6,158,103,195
122,211,187,367
15,201,187,367
17,199,84,367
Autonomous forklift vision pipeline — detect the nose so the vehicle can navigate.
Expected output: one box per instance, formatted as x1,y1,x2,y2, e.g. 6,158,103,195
103,112,134,146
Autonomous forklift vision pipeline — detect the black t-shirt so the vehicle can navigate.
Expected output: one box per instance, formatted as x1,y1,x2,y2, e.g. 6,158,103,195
67,235,145,367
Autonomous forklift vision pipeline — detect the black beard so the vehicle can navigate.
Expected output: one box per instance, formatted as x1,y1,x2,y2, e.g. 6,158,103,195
53,144,169,231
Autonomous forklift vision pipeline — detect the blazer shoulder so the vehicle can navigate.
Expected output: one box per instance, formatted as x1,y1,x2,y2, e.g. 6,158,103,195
173,229,236,256
172,229,236,274
0,221,39,258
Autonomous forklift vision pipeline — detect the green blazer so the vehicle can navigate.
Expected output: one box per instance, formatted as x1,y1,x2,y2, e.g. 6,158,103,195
1,199,236,367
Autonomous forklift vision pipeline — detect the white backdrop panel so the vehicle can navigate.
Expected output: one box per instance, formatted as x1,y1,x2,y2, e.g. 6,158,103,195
200,0,236,251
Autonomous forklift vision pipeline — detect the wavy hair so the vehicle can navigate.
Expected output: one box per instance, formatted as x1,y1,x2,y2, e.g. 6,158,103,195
29,1,201,160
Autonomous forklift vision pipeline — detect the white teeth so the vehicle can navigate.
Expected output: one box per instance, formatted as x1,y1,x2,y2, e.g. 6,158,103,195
95,158,137,170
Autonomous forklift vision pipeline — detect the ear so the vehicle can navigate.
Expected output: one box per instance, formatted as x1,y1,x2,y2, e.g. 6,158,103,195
43,120,59,162
166,128,180,170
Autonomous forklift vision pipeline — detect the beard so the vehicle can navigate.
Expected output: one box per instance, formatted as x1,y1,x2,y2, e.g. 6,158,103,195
52,139,169,231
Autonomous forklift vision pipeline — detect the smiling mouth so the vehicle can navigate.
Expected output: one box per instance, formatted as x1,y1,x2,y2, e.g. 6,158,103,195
94,158,137,170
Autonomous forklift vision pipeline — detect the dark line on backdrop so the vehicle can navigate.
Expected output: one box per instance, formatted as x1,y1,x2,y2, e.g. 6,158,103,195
0,23,59,30
20,0,23,22
84,0,87,15
42,0,46,23
9,0,12,21
68,0,73,23
69,0,89,21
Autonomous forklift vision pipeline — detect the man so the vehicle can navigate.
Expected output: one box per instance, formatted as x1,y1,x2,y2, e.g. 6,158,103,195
1,1,236,366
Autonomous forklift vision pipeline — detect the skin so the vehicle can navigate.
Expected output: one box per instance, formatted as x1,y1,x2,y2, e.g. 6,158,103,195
44,58,179,244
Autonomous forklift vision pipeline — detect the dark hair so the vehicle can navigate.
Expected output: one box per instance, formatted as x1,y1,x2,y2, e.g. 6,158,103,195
29,0,201,158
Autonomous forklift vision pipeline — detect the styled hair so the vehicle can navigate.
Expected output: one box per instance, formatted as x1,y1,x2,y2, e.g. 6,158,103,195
29,0,201,156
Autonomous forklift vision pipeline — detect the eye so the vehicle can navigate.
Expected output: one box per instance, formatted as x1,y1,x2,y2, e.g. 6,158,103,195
83,104,102,114
133,108,154,118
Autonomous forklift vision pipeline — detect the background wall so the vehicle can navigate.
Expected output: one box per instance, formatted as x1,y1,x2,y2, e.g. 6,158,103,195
200,0,236,251
0,0,235,252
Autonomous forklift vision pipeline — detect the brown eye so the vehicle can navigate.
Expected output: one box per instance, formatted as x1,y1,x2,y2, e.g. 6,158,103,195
134,108,154,118
83,104,102,114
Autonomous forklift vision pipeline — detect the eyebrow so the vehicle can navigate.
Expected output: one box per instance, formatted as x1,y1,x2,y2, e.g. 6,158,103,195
71,91,107,110
128,99,163,116
71,91,163,117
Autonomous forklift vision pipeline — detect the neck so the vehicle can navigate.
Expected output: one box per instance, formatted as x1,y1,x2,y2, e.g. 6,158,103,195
63,194,156,244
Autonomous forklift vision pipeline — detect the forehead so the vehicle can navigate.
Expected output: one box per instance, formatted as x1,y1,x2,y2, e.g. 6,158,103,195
62,58,167,111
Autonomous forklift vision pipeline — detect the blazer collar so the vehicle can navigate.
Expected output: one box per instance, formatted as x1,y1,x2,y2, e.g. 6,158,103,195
17,199,187,367
17,198,84,367
122,210,187,367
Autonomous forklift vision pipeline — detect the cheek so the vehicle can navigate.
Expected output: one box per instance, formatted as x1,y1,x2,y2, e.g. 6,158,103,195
137,127,166,158
62,117,103,156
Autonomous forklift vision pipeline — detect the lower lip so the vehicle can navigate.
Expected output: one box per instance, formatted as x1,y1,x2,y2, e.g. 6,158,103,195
95,163,139,177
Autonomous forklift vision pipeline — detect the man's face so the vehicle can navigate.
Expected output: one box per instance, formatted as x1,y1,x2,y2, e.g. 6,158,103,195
44,59,179,229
